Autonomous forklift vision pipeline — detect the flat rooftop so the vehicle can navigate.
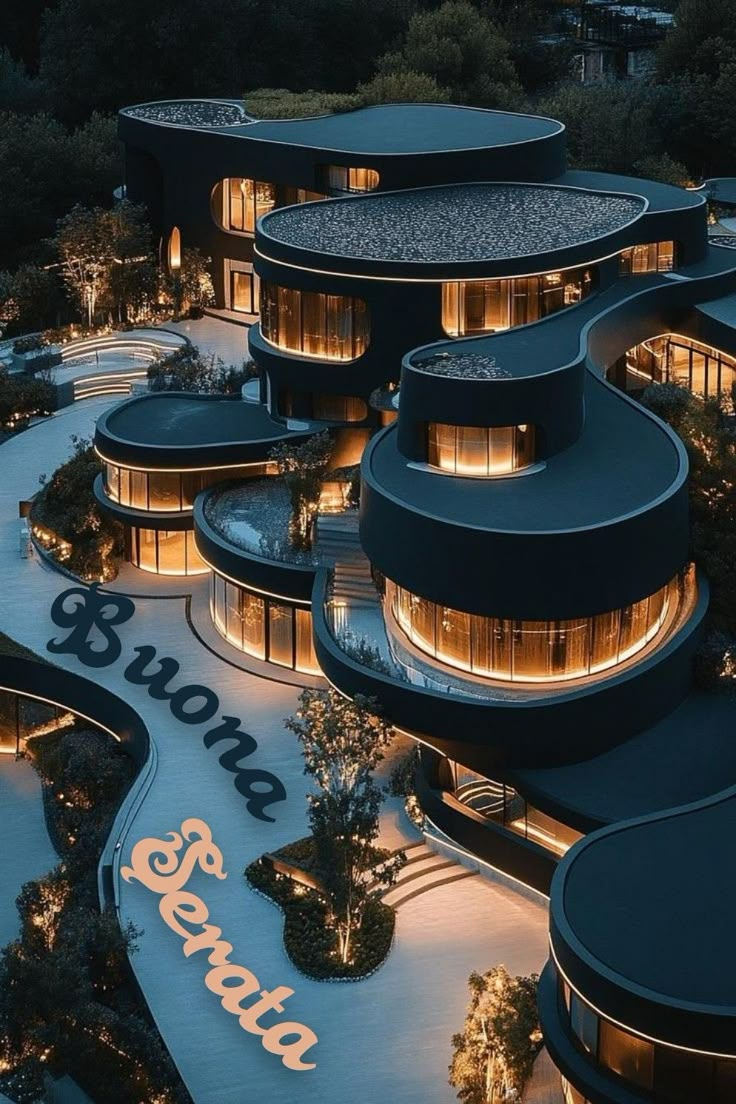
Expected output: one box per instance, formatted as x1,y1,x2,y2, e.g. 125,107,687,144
104,394,287,447
121,100,563,153
562,785,736,1008
244,103,561,153
262,183,645,265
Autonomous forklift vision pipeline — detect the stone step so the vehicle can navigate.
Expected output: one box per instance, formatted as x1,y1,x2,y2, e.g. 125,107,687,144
383,868,479,910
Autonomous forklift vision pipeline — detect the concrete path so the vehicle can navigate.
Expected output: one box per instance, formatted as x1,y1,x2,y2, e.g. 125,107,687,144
168,315,250,366
0,398,551,1104
0,757,57,947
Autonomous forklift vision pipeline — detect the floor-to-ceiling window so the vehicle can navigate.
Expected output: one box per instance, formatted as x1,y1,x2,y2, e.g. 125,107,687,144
130,528,207,576
442,267,592,337
389,571,690,684
619,334,736,400
324,166,380,193
260,282,369,360
209,570,320,674
618,240,676,275
427,423,536,475
103,462,273,511
211,178,277,234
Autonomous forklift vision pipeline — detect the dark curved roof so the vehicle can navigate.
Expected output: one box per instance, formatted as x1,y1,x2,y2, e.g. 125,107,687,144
368,372,679,532
243,103,562,153
513,690,736,830
560,790,736,1011
261,183,645,265
103,393,281,446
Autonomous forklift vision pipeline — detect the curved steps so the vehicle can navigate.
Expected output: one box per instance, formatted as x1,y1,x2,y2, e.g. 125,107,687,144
381,842,478,909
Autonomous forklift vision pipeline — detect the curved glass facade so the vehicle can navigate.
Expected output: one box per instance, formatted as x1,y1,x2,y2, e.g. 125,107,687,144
559,973,736,1103
210,571,320,675
442,266,592,337
428,423,535,476
618,240,676,275
260,282,369,360
130,527,207,576
389,572,688,684
618,334,736,401
103,462,273,512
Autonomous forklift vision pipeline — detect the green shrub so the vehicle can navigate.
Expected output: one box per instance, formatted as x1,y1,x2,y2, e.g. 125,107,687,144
31,435,124,581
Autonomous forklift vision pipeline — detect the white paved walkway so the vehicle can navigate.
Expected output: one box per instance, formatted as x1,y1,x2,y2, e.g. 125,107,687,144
0,757,57,947
0,400,551,1104
168,315,250,366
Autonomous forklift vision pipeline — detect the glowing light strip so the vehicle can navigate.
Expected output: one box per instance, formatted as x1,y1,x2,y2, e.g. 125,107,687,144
0,685,121,744
196,548,312,606
254,243,649,285
95,445,277,475
422,815,550,901
549,942,736,1060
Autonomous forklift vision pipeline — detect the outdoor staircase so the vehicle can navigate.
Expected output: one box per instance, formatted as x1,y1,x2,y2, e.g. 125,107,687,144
380,841,479,910
315,512,380,610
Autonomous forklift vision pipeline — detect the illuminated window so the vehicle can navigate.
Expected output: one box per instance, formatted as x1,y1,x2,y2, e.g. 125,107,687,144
618,241,677,275
325,165,380,193
230,267,259,314
620,334,736,400
130,528,207,576
209,572,321,674
260,282,369,360
211,178,276,234
389,572,688,684
168,227,181,271
599,1020,654,1089
104,463,272,512
427,423,535,476
442,267,592,337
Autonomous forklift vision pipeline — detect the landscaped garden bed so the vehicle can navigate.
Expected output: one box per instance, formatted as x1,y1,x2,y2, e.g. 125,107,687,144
0,660,190,1104
30,435,124,582
245,837,396,981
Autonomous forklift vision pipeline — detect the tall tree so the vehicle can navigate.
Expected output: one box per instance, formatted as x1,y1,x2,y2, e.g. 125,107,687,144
449,966,541,1104
269,430,334,550
369,0,522,109
286,689,405,963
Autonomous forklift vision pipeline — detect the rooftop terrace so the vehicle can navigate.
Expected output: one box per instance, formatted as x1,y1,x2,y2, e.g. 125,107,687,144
262,183,645,265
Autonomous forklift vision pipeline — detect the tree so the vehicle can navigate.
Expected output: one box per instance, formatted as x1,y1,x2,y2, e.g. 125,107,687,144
33,434,124,580
0,264,61,336
449,966,541,1104
0,111,121,270
285,688,405,963
639,383,736,684
161,247,214,317
269,430,334,550
369,1,522,109
148,345,248,394
52,200,151,326
657,0,736,82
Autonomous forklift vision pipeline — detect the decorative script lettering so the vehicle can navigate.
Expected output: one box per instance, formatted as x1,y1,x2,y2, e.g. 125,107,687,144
47,585,286,821
122,818,318,1070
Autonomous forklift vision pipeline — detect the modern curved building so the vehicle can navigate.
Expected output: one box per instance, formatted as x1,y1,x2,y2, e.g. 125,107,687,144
101,97,736,1097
